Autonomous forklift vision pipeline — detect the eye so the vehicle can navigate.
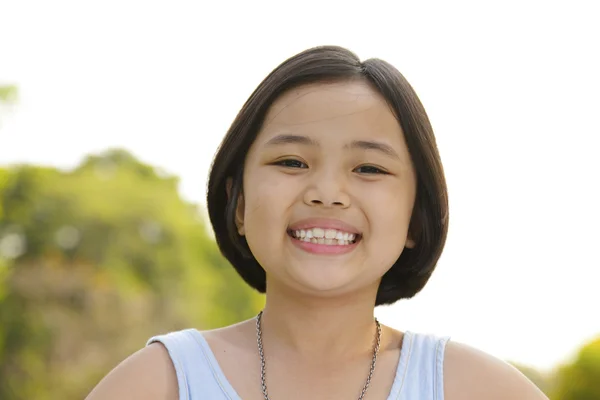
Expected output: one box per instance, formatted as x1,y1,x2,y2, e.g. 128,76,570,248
273,159,308,169
354,165,389,175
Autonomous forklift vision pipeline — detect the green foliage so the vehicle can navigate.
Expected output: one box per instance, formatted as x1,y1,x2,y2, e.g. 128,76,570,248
511,362,554,396
0,149,263,399
0,85,18,103
511,336,600,400
552,337,600,400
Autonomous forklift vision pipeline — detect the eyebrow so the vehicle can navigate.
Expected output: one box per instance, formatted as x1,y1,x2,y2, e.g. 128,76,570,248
264,134,401,161
264,134,318,147
347,140,401,160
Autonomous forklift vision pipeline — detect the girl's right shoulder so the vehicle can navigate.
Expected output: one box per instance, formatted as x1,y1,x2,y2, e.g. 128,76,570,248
85,342,179,400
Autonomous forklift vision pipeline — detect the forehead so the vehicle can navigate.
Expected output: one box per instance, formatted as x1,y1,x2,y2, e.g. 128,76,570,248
260,81,402,139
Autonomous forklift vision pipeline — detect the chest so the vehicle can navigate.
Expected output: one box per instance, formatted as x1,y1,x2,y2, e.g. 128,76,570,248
212,345,402,400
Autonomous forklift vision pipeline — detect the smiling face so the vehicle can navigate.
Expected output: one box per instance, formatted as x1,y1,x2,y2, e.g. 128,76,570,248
236,80,417,298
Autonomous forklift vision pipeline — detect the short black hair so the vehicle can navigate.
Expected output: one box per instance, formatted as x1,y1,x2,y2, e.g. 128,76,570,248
207,45,448,306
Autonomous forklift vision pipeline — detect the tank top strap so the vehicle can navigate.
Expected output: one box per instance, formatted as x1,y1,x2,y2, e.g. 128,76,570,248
147,329,240,400
393,331,450,400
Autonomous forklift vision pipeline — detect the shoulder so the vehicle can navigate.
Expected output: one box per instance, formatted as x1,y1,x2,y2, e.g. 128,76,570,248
443,340,548,400
202,318,257,352
86,342,178,400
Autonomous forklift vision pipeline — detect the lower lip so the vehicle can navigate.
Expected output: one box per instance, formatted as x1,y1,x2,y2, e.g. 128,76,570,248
289,235,359,255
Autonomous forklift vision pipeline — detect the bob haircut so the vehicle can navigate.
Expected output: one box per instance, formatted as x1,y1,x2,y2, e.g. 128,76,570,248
207,45,448,306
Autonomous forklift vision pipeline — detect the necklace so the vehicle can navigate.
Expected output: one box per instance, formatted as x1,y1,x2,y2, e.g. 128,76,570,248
255,311,382,400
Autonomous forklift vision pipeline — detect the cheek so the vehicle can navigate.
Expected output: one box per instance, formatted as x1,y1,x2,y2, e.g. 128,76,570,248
379,199,412,238
242,172,294,249
364,186,415,259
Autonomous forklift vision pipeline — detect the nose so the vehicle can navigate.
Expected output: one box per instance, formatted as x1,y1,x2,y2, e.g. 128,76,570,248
302,170,351,208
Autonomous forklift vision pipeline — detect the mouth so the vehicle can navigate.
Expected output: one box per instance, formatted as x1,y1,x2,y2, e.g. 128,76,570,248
287,227,362,246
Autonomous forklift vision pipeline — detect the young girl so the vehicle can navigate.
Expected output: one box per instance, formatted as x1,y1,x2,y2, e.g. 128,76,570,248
87,46,547,399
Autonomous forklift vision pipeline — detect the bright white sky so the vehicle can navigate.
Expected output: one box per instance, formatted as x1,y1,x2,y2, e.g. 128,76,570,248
1,0,599,370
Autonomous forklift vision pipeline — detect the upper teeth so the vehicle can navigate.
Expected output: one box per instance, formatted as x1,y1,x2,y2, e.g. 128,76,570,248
293,228,356,242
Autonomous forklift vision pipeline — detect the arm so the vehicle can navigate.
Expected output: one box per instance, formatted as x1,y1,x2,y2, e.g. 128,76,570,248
444,341,549,400
85,343,178,400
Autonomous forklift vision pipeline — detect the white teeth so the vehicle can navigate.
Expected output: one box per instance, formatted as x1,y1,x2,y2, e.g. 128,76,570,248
325,229,337,239
296,236,353,246
291,227,359,246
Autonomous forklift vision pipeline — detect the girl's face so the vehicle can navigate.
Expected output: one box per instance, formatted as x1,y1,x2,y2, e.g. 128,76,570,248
237,81,417,298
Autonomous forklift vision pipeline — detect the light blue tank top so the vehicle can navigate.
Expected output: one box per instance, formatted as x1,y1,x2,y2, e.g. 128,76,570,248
147,329,450,400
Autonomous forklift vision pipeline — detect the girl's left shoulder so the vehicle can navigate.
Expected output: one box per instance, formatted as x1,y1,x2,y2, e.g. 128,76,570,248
443,341,549,400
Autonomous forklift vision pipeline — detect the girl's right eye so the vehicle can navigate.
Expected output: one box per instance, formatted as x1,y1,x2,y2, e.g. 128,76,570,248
273,159,308,169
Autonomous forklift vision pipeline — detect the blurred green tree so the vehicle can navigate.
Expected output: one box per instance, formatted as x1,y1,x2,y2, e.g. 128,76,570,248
0,85,18,103
551,337,600,400
0,149,263,399
511,362,554,396
0,84,18,127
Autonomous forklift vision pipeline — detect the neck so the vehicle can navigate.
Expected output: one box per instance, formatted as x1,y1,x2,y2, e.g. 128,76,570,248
259,282,380,361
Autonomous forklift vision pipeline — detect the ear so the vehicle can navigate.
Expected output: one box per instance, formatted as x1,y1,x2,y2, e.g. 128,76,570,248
406,206,421,249
235,194,245,236
405,221,417,249
226,177,245,236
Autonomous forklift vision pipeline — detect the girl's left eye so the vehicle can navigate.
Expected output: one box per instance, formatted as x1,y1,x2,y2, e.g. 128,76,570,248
354,165,388,175
274,159,308,169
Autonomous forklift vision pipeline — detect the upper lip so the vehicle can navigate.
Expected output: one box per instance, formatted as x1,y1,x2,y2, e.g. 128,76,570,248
288,218,361,234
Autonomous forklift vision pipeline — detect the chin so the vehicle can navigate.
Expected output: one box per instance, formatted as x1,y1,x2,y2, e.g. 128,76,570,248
283,261,365,294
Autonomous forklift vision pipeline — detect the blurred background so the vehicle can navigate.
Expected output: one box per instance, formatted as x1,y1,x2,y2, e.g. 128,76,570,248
1,0,599,398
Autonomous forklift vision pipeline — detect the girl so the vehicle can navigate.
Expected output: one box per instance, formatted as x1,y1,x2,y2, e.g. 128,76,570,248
87,46,547,399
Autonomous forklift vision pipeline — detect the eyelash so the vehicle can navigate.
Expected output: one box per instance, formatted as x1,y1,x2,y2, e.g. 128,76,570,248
274,159,308,169
354,165,388,175
273,159,389,175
